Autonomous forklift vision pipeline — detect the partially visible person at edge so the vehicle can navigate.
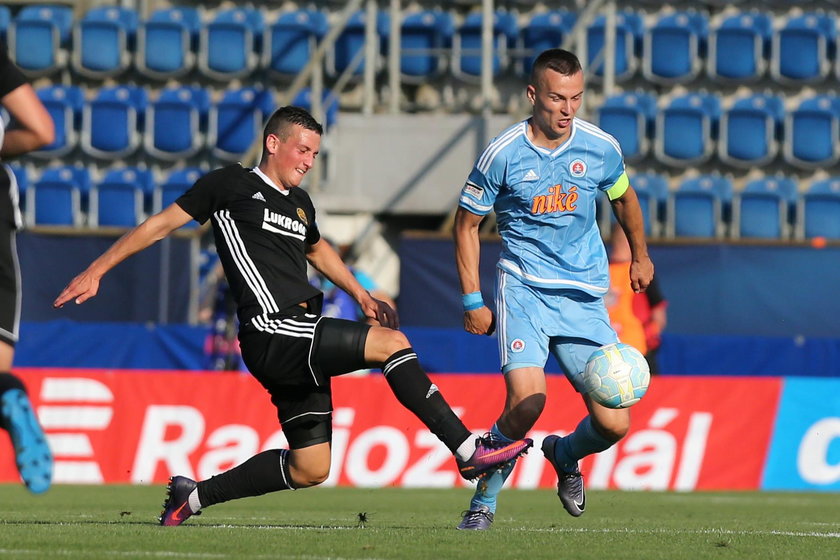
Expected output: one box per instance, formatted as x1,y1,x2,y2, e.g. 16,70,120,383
452,48,654,530
53,105,532,525
607,223,667,375
0,40,55,494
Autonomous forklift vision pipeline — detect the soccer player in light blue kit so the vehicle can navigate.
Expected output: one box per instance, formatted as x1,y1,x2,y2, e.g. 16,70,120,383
453,48,654,529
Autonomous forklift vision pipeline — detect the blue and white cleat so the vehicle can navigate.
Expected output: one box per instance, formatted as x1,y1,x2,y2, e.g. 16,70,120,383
1,388,53,494
542,434,585,517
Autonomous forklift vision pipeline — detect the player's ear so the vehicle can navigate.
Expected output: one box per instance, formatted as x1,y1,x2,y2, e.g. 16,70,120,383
526,84,536,105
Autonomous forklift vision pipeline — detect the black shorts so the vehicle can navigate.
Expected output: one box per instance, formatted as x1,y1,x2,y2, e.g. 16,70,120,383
0,166,20,347
238,309,371,449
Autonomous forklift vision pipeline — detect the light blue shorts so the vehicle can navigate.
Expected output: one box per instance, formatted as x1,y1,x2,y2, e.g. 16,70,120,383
495,268,618,392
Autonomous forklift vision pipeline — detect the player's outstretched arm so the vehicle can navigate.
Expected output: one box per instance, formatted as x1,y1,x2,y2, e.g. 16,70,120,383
53,204,194,308
306,238,398,328
453,207,495,335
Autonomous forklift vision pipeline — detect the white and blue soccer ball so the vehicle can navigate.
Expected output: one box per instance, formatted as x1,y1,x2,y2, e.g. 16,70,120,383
583,342,651,409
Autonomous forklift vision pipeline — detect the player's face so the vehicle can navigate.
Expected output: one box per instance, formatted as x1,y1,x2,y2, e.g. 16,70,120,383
266,124,321,189
527,68,584,143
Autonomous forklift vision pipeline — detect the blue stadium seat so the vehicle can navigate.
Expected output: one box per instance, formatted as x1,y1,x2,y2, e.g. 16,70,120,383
718,93,784,168
596,91,656,162
136,7,201,80
733,176,797,239
655,92,721,166
155,167,204,228
707,11,772,83
771,12,835,84
198,7,263,81
209,87,275,162
91,167,154,227
399,10,453,83
72,6,138,79
517,10,577,76
784,94,840,169
144,86,210,161
631,172,669,237
328,10,390,79
81,85,148,160
586,11,644,82
263,9,328,79
7,4,73,77
642,10,708,84
27,165,90,227
452,11,518,82
668,174,732,238
797,178,840,240
291,88,338,130
0,6,12,44
32,85,84,159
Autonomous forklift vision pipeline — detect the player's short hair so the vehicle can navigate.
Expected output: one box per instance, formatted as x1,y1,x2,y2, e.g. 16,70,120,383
263,105,323,145
530,48,582,85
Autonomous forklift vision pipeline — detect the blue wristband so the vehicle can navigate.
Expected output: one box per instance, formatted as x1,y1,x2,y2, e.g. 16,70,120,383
462,291,485,311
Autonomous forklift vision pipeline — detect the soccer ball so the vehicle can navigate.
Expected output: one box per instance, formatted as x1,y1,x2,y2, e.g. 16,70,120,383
583,342,651,409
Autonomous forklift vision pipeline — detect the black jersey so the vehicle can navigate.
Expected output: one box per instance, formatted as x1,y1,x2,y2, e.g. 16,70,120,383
176,164,322,323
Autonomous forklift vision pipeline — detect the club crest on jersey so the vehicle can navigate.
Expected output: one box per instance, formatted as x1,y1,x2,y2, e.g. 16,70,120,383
570,159,586,177
297,208,308,225
510,339,526,353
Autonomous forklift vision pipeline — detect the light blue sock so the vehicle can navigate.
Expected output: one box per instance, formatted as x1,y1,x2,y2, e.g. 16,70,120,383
553,416,615,472
469,423,517,514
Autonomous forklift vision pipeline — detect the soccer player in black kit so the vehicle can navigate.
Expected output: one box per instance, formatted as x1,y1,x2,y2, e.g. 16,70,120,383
54,106,532,525
0,41,55,494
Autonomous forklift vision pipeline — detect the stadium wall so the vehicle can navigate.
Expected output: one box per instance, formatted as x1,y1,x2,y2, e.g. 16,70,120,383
0,368,836,492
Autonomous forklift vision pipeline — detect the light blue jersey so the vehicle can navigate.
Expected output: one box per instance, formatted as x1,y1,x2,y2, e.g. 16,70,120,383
459,118,629,297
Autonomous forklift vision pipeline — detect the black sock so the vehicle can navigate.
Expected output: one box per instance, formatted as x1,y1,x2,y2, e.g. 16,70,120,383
382,348,472,453
0,372,26,395
197,449,294,508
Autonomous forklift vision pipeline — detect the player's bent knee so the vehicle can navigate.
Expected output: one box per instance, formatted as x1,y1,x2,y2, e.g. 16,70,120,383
365,327,410,364
291,465,331,488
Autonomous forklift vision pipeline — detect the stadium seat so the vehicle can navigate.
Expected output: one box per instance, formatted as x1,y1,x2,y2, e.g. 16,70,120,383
771,12,835,84
452,10,518,82
517,10,577,76
655,91,721,167
136,7,201,80
263,9,328,79
630,172,669,237
154,167,203,229
796,178,840,240
732,176,797,239
327,10,390,79
90,167,154,227
198,7,263,81
72,6,138,79
399,10,453,83
208,87,275,162
26,165,90,227
7,4,73,77
718,93,784,168
0,7,10,44
81,85,148,160
784,94,840,169
667,174,732,238
586,11,644,82
291,88,338,130
596,91,656,162
32,85,84,159
642,10,708,84
707,11,772,83
144,86,210,161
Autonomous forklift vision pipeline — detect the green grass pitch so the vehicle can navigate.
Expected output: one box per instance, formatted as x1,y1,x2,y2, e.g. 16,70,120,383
0,484,837,559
